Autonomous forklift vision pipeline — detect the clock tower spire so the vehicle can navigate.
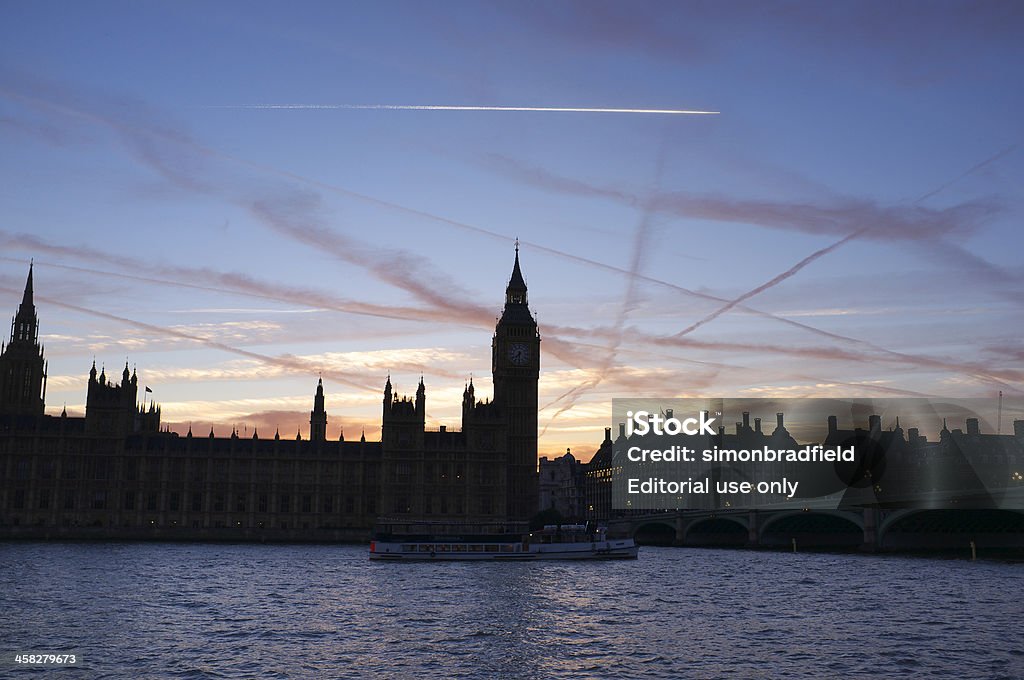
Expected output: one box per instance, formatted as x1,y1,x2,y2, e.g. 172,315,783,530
492,242,540,522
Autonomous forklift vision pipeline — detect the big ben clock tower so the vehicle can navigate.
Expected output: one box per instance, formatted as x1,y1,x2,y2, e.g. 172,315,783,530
492,243,540,522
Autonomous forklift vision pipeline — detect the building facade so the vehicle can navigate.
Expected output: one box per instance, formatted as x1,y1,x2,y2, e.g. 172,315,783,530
0,252,540,541
538,448,584,521
582,411,1024,522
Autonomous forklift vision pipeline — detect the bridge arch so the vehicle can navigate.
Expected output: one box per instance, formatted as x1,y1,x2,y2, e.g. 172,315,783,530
632,520,677,546
759,510,864,548
878,508,1024,551
760,510,864,534
684,515,749,533
682,515,748,546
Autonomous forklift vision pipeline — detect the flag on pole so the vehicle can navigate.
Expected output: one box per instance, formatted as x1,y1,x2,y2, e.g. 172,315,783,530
145,386,153,393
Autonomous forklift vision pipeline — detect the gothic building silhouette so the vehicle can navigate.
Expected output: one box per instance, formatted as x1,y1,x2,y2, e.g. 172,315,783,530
0,264,47,417
0,252,540,540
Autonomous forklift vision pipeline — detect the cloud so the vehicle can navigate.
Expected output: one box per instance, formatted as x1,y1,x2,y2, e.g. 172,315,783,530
167,319,285,343
5,77,500,332
135,348,473,385
0,112,87,147
0,239,481,328
668,143,1022,343
41,375,80,392
538,147,669,425
34,308,293,356
5,71,929,399
504,1,711,64
546,322,1024,389
507,2,1024,87
0,75,506,333
4,288,383,394
915,144,1019,204
0,74,883,357
475,151,1021,385
674,230,864,338
209,104,718,115
483,153,1000,242
3,68,1021,460
249,193,493,325
480,152,639,206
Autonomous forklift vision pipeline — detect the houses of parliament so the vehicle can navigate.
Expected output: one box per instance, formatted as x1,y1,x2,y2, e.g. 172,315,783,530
0,252,541,541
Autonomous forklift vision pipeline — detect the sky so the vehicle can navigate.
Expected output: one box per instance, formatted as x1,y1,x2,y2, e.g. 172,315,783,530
1,1,1022,460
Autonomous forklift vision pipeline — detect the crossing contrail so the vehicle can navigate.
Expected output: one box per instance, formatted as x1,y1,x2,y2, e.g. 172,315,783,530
204,104,720,115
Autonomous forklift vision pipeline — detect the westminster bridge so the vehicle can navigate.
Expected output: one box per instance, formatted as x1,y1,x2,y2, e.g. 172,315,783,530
609,504,1024,553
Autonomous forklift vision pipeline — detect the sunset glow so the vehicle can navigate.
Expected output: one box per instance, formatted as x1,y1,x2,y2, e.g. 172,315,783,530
1,3,1021,461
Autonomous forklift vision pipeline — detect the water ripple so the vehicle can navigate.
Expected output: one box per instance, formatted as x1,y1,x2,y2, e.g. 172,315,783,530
1,544,1022,678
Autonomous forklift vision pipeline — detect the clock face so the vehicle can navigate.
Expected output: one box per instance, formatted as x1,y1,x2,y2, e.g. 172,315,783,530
508,343,530,365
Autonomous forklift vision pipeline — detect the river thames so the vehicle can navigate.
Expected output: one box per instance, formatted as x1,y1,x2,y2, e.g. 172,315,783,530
2,543,1021,678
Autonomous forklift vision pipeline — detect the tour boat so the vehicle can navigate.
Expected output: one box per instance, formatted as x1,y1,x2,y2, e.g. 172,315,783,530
369,521,639,561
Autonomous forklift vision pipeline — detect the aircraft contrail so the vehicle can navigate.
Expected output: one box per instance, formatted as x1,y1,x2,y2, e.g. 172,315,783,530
204,104,720,115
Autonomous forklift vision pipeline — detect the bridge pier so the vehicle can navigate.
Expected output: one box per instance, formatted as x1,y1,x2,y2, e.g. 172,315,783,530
675,516,685,546
861,507,879,552
747,510,760,547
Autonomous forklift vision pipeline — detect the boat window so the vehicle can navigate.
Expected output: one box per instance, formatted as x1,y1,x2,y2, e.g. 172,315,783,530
485,545,499,552
402,544,417,552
